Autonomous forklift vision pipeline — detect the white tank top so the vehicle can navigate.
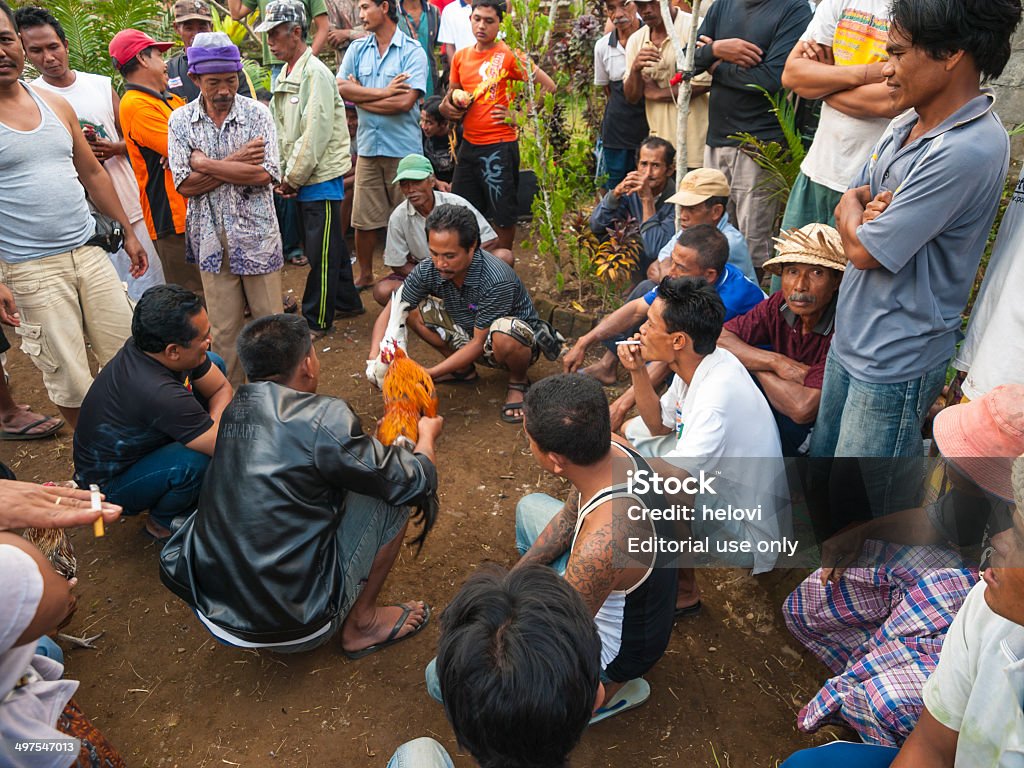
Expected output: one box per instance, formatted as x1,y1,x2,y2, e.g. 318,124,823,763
32,72,144,223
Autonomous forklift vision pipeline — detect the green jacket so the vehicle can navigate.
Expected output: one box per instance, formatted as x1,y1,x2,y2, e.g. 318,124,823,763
271,48,351,189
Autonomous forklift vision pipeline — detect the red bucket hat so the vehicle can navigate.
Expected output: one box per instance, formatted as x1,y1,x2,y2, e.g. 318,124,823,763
933,383,1024,500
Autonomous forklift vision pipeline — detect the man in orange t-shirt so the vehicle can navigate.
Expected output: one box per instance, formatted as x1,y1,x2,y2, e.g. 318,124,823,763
440,0,554,250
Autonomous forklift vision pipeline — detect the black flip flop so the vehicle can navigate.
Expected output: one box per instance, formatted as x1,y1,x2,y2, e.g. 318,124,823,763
0,416,63,440
343,603,432,660
433,366,479,384
674,600,702,619
500,381,530,424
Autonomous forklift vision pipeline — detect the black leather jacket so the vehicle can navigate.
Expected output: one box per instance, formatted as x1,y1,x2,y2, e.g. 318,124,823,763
159,381,437,644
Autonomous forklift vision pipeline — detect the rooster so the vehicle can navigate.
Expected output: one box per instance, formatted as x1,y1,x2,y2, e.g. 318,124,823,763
366,283,412,390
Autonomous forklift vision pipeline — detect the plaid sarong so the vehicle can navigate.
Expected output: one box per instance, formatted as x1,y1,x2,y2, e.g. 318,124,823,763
783,539,978,746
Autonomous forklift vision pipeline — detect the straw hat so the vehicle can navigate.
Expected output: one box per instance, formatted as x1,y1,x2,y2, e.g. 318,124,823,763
762,223,847,276
932,384,1024,501
1013,454,1024,518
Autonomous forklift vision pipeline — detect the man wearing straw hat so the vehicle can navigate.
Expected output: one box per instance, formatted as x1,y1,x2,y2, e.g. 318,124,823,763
167,31,283,387
782,383,1024,749
718,223,844,456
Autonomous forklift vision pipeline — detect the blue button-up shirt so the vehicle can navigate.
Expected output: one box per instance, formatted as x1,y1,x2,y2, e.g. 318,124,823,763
338,29,428,158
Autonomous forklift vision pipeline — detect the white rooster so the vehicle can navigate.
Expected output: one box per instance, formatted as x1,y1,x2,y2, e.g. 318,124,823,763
366,283,413,389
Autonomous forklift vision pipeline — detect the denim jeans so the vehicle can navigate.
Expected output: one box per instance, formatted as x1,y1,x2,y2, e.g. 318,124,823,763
780,741,898,768
387,737,454,768
808,351,947,527
101,442,210,528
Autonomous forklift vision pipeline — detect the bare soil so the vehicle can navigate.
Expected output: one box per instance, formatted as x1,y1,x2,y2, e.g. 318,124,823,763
1,250,841,768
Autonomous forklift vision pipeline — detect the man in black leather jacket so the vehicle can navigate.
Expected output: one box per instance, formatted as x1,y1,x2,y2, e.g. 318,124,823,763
160,313,443,657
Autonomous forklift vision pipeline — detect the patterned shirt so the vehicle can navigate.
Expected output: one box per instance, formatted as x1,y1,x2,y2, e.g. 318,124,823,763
168,95,283,276
401,248,539,331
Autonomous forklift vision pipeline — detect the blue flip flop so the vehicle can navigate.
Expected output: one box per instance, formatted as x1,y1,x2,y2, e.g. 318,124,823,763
589,677,651,725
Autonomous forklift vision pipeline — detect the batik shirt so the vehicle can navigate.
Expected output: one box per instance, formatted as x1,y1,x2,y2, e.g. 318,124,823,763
168,95,283,275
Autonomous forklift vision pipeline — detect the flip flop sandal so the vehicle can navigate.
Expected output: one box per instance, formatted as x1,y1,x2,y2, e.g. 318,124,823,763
589,677,651,726
0,416,63,440
433,366,479,384
143,516,173,543
285,252,309,267
500,381,530,424
343,603,432,660
283,295,299,314
674,600,702,619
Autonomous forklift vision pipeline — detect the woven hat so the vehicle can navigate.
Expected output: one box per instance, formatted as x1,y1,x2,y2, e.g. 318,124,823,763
933,384,1024,501
1014,454,1024,519
762,223,847,276
255,0,307,32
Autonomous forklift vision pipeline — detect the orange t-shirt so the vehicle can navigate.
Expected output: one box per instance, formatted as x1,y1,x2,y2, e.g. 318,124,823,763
450,42,527,145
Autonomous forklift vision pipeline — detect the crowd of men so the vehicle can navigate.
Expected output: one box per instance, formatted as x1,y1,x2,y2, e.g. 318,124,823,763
2,0,1024,764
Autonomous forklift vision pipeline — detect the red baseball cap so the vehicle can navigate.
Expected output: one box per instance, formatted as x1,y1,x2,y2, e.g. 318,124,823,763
109,29,173,69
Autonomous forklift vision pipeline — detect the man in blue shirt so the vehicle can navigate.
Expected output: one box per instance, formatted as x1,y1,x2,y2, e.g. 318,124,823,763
565,224,764,391
338,0,428,290
810,0,1020,522
590,136,677,278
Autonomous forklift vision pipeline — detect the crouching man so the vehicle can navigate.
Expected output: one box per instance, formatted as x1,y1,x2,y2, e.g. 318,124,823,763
160,313,443,656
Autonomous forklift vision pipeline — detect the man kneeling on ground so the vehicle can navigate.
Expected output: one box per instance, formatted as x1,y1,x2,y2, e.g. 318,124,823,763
160,313,442,655
717,224,845,456
369,204,560,424
73,285,232,541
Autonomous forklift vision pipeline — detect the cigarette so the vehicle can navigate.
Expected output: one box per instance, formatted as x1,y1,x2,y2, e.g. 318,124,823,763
616,340,642,346
89,484,104,538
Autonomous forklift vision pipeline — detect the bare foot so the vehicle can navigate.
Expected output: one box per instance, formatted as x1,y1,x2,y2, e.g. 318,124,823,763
340,600,428,653
581,351,619,386
354,273,376,290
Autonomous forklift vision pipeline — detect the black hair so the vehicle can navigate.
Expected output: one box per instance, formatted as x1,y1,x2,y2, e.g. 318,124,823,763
889,0,1022,81
0,0,16,32
638,135,676,169
422,94,447,123
13,5,65,42
119,45,157,77
255,87,272,102
369,0,399,23
523,374,610,467
425,203,480,252
655,276,724,355
676,223,728,274
236,314,312,383
471,0,506,19
437,564,602,768
703,194,728,213
132,285,204,353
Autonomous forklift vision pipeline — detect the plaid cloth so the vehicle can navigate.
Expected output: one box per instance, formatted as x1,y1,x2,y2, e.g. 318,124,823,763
784,539,979,746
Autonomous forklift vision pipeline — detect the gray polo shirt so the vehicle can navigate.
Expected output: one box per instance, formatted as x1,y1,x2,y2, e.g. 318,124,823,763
832,92,1009,383
383,190,497,268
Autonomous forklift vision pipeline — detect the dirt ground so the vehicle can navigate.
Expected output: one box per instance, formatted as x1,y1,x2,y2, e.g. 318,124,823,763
1,250,842,768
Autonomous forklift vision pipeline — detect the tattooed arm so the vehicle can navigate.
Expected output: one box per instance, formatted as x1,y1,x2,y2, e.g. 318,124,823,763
515,494,580,569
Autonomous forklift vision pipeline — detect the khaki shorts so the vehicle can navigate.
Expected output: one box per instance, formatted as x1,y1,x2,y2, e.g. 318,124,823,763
0,246,133,408
351,156,405,231
418,296,540,368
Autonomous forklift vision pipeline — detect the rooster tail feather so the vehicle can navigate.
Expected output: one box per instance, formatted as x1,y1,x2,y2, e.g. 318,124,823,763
407,491,439,555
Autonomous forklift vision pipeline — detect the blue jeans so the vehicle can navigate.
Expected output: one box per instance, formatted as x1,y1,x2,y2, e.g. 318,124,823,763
387,737,454,768
780,742,898,767
597,143,637,192
101,442,210,528
808,351,947,527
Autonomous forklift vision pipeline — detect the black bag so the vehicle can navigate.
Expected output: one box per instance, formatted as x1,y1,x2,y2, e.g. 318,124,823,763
85,213,124,253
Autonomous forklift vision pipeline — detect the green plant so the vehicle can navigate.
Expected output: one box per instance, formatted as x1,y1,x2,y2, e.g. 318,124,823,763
727,85,807,209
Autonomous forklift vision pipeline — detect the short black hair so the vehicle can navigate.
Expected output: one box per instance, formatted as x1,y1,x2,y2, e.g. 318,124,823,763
236,314,312,383
13,5,65,42
676,223,728,274
368,0,398,23
425,203,480,252
703,194,728,213
0,0,16,32
471,0,506,19
655,276,724,355
889,0,1022,81
437,564,602,768
119,45,157,76
523,374,610,467
639,135,676,169
132,285,205,353
422,94,447,123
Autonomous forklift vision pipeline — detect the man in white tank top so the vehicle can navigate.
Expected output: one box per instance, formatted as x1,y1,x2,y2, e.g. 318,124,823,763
18,5,165,301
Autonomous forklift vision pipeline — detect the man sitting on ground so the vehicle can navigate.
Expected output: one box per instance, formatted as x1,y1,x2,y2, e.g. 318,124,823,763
718,224,844,456
373,153,512,307
73,285,232,541
649,168,755,281
590,136,678,278
565,224,763,390
160,313,442,655
620,277,785,612
781,452,1024,767
369,204,559,424
389,564,603,767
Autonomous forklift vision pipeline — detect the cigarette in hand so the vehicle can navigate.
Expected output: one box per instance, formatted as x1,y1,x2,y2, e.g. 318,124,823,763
89,484,104,538
616,340,642,346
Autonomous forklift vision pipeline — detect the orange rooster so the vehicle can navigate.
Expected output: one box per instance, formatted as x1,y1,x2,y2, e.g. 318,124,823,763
375,341,438,448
